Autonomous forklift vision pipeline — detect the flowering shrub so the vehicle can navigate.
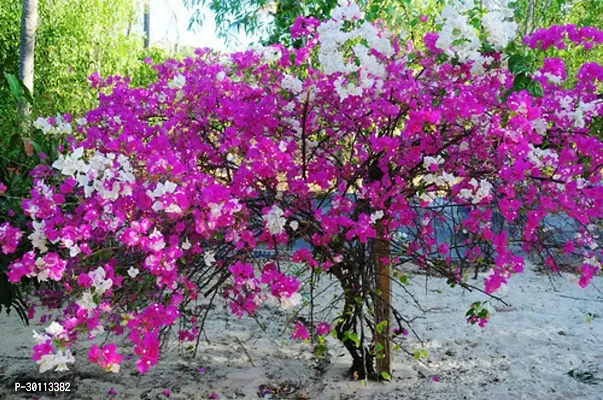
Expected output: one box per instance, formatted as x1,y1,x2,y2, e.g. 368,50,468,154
2,0,602,380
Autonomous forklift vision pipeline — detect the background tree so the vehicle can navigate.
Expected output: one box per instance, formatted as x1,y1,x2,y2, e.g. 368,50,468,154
18,0,38,119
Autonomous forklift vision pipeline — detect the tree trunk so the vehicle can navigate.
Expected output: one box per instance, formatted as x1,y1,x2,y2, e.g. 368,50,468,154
334,283,376,380
18,0,38,119
144,0,151,48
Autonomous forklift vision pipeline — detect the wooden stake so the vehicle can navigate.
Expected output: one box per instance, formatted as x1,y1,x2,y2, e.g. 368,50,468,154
374,222,391,379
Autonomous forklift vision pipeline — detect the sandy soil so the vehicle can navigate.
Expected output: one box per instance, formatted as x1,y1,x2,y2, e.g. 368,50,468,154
1,264,602,400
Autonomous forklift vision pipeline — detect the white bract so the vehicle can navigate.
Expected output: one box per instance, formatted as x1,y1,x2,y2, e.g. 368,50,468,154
315,1,393,100
33,114,73,135
29,220,48,253
33,330,51,344
280,292,303,310
90,267,113,295
370,210,385,224
52,147,87,177
252,46,282,64
38,350,75,373
204,250,216,267
423,156,445,170
168,74,186,89
148,229,166,252
76,290,97,312
263,205,287,235
458,178,493,204
281,74,303,93
45,321,65,337
435,0,517,67
181,238,192,251
481,0,518,50
127,267,140,278
334,77,363,101
531,118,548,135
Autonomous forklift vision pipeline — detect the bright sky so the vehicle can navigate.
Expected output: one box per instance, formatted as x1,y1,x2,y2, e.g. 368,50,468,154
149,0,256,52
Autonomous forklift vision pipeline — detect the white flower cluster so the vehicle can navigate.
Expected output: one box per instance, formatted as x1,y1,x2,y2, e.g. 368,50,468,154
33,114,73,135
436,0,517,73
29,218,49,253
280,292,303,310
265,291,303,311
168,74,186,89
334,78,363,101
90,266,113,295
76,290,96,313
458,178,493,204
573,102,596,129
331,0,364,21
317,20,359,75
436,2,481,63
52,149,134,200
419,172,458,203
533,70,564,85
558,96,599,128
263,205,287,235
423,171,457,187
423,155,445,170
281,74,304,94
33,322,75,373
531,118,548,135
481,0,518,50
526,145,558,169
252,46,283,64
147,180,182,214
316,1,393,100
52,147,87,177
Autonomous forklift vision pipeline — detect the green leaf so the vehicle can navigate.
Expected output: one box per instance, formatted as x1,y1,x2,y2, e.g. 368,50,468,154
452,38,469,47
315,344,327,358
376,320,388,335
30,140,42,155
5,72,23,100
344,331,360,348
507,54,524,75
8,133,21,152
528,80,544,98
380,371,391,381
512,73,532,92
375,343,384,353
4,72,33,105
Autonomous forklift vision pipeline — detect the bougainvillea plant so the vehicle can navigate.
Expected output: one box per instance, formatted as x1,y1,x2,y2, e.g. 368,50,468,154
1,0,602,381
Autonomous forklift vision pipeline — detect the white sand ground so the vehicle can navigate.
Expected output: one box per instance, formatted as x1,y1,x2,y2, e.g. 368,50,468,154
0,264,602,400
